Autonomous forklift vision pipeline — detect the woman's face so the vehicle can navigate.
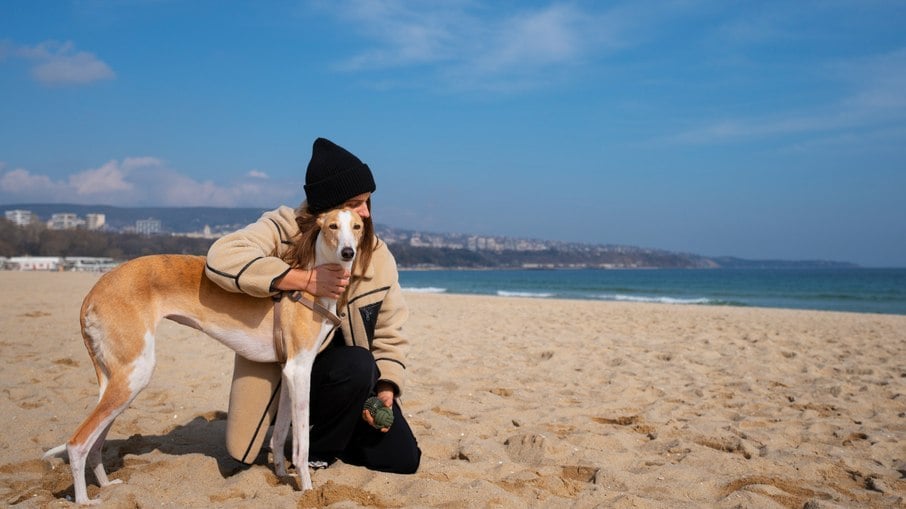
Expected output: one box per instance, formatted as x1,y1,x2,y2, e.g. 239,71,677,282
341,192,371,219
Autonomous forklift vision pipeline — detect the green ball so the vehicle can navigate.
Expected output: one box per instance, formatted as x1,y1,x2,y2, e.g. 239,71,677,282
364,396,394,429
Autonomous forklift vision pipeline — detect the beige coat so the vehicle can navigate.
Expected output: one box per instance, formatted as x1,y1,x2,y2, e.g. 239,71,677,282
204,205,411,395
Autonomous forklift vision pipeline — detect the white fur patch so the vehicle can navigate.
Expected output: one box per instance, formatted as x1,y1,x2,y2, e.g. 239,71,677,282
128,331,156,393
81,306,110,400
337,210,357,256
205,325,278,363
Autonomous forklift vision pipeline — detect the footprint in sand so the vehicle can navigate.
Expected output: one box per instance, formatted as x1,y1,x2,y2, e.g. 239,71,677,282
504,433,546,466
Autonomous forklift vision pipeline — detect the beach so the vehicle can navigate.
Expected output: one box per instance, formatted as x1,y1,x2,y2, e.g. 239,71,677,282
1,271,904,508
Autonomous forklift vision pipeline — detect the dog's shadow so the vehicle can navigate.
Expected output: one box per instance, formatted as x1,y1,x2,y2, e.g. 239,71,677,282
49,411,301,501
101,410,267,477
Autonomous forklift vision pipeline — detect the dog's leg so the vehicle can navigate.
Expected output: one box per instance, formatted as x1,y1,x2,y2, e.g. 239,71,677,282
67,381,136,505
283,350,317,490
270,381,292,477
67,327,156,505
87,423,122,488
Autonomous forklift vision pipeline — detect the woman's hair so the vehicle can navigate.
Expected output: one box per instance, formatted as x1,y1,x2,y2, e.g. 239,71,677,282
281,198,376,291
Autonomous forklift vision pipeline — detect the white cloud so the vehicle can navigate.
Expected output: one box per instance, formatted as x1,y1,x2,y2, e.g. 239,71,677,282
325,1,616,92
9,40,114,86
0,158,298,207
667,46,906,146
840,48,906,112
332,0,463,71
68,159,137,195
476,5,583,71
1,168,69,195
121,156,164,171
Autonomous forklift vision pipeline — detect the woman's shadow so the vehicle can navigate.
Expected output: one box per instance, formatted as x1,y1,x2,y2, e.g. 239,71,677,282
104,411,248,473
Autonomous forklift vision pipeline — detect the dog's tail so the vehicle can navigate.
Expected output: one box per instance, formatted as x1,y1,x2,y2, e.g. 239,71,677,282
42,444,68,461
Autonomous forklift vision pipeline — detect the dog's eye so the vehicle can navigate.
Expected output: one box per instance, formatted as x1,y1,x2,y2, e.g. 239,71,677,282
353,224,362,230
329,224,338,230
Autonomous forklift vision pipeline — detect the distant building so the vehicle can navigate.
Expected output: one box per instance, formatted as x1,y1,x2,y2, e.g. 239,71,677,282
86,213,106,231
7,256,62,271
48,213,85,230
135,218,162,235
64,257,118,272
4,209,33,227
174,224,221,239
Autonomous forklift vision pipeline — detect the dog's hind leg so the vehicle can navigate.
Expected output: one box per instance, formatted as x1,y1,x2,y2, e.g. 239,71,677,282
67,380,135,505
68,329,157,505
87,422,122,488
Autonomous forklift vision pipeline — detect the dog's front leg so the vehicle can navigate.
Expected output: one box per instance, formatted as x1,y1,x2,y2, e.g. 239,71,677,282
270,381,292,477
284,351,316,490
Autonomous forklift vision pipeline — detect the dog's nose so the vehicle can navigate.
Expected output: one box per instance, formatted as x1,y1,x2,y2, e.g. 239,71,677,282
341,247,355,261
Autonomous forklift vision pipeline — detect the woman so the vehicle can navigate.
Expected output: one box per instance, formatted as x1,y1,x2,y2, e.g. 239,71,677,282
204,137,420,474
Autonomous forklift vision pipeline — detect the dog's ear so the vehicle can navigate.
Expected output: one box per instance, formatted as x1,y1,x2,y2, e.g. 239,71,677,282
316,214,325,228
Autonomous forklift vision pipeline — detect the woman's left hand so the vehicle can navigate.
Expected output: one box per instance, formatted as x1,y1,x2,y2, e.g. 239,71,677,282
362,382,395,432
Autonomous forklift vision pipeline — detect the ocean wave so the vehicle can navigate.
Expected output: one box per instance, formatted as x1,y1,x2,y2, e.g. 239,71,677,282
402,287,447,293
599,294,716,305
497,290,555,298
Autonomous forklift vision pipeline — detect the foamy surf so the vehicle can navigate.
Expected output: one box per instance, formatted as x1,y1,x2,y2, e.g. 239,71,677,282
497,290,555,298
402,287,447,293
600,294,716,305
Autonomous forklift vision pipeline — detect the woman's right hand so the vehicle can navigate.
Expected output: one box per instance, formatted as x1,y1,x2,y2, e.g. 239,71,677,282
307,264,351,299
274,265,350,299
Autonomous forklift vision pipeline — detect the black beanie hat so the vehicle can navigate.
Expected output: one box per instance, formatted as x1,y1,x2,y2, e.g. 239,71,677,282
303,137,376,214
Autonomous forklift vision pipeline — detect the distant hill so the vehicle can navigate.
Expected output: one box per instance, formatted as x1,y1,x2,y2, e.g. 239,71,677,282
1,203,859,269
707,257,859,269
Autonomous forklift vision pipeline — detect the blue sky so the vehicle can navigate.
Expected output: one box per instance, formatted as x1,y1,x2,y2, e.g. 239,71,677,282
1,1,905,267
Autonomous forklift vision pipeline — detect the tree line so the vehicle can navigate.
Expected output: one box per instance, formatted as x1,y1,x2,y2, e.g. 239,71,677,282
0,219,214,259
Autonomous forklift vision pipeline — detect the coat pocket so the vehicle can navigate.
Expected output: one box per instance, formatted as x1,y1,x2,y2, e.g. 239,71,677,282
347,286,390,348
359,301,383,346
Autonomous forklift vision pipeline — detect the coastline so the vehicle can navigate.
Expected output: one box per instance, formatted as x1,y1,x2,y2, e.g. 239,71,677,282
1,271,904,507
398,266,906,316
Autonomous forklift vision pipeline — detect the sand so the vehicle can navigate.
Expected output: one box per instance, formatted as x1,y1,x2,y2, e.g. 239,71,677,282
0,270,904,508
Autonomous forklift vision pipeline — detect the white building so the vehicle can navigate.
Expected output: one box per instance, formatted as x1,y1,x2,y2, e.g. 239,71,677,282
48,213,85,230
4,209,33,227
86,213,106,231
177,225,218,239
64,257,118,272
136,218,162,235
7,256,62,271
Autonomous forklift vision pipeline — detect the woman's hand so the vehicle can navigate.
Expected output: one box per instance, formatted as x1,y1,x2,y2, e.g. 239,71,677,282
274,265,350,299
362,382,395,433
307,264,351,299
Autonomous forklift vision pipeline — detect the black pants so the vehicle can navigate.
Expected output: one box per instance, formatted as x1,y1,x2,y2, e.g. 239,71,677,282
308,344,421,474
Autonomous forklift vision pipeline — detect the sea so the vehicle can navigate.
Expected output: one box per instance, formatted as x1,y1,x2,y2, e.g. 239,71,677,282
398,268,906,316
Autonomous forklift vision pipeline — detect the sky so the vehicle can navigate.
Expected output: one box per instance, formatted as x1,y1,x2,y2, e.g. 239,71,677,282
1,1,905,267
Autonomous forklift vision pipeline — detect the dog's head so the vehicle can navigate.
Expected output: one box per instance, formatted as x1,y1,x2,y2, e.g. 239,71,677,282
316,208,364,264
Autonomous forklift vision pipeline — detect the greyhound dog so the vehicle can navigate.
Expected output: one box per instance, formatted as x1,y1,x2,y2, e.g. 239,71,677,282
42,208,364,505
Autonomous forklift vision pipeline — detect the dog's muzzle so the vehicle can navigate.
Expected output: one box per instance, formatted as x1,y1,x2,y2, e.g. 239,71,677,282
341,247,355,261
